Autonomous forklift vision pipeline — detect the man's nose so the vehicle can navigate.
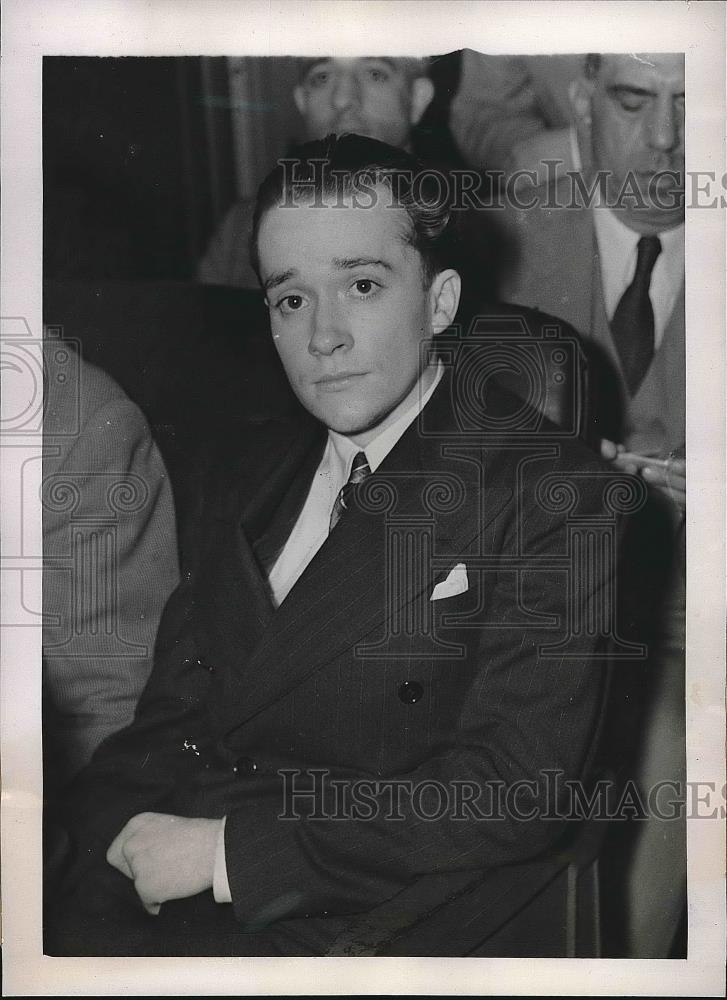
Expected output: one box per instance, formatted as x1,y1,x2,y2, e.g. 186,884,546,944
648,95,681,152
331,70,361,110
308,300,353,356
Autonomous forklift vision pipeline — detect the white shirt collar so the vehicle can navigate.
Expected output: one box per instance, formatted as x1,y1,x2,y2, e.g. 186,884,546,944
266,361,444,608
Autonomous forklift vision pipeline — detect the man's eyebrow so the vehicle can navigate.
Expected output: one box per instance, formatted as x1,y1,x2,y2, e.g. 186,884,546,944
609,84,655,95
263,269,297,293
304,57,398,77
263,259,393,291
332,256,393,271
303,58,333,79
608,84,685,103
361,57,399,71
609,83,682,99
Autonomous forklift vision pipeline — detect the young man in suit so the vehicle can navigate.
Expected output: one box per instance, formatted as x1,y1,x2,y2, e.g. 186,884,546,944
47,135,623,957
501,54,686,957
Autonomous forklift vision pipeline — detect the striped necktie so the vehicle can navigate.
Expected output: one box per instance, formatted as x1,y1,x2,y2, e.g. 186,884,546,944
610,235,662,396
329,451,371,533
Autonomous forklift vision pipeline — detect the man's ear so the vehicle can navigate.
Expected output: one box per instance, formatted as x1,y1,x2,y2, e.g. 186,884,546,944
570,78,594,168
429,269,461,334
293,84,307,117
570,77,593,124
409,77,435,125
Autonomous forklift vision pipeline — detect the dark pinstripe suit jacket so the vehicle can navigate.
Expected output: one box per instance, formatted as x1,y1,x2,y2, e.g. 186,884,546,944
54,364,618,952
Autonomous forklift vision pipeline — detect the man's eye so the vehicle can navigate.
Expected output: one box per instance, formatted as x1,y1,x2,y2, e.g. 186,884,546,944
278,294,305,313
351,279,379,296
367,67,390,83
620,96,648,112
612,89,649,113
307,70,330,88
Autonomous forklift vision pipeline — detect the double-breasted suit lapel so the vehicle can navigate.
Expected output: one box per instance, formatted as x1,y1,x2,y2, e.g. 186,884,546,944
198,373,512,736
193,416,323,683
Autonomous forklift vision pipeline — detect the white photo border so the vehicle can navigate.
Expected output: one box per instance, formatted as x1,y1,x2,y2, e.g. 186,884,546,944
1,1,724,995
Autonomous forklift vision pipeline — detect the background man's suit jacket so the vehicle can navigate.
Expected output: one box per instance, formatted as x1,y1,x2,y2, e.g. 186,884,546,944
502,181,685,460
43,349,179,794
51,364,620,955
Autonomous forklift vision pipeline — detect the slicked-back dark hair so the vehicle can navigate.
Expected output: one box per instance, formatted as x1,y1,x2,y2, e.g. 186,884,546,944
250,133,462,289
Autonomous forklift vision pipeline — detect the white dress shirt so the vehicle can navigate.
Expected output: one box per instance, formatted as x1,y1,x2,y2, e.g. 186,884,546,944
213,362,444,903
569,124,582,173
268,362,445,607
593,206,684,350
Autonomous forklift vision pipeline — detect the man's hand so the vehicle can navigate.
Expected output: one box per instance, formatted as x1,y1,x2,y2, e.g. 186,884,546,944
106,812,222,915
639,456,686,512
600,439,686,513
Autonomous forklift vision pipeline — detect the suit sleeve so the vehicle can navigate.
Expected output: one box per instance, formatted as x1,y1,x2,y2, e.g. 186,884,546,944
49,460,216,901
43,394,179,783
50,422,300,901
222,458,618,929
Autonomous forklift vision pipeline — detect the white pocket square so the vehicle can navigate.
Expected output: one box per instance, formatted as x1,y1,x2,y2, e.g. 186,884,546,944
430,563,469,601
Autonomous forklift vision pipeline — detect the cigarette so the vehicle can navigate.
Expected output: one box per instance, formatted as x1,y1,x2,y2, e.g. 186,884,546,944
617,452,670,468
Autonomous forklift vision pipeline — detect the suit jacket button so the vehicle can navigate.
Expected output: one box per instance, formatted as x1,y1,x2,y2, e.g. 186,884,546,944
233,756,258,777
398,681,423,704
183,656,214,672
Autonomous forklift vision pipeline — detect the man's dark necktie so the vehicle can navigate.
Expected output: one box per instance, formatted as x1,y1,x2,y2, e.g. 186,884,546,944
610,235,662,396
329,451,371,533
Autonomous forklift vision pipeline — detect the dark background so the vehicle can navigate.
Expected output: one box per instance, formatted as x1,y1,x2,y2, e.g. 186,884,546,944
44,57,236,281
43,54,464,282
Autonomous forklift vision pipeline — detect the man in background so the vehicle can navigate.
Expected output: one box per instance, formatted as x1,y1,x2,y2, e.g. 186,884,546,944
198,57,434,288
502,52,686,957
43,347,179,796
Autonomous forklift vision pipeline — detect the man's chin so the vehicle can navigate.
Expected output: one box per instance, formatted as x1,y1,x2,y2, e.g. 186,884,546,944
307,404,385,444
322,414,377,439
301,396,362,427
621,204,685,235
608,171,684,213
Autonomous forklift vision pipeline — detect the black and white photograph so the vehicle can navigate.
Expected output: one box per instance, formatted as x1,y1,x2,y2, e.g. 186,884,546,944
1,1,724,995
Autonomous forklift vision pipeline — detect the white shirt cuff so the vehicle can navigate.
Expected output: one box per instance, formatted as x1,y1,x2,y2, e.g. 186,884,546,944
212,815,232,903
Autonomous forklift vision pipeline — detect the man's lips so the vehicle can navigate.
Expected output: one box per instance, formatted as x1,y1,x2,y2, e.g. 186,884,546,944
314,372,367,391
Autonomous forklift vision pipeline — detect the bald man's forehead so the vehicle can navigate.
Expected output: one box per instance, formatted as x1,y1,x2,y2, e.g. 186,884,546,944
299,56,415,83
599,53,685,89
